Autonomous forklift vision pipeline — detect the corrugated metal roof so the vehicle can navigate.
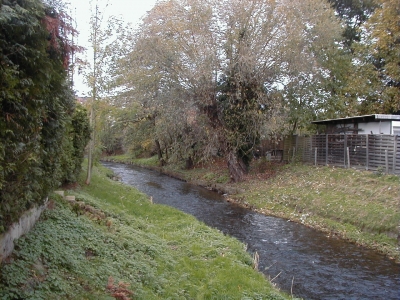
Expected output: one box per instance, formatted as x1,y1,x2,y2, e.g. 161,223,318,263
375,114,400,120
312,114,400,124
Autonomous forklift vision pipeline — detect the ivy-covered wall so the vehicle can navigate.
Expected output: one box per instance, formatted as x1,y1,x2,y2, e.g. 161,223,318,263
0,0,90,232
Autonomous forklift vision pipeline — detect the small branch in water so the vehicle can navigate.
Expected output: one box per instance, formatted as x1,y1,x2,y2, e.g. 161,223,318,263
291,276,294,298
252,251,259,270
265,261,277,270
271,271,282,282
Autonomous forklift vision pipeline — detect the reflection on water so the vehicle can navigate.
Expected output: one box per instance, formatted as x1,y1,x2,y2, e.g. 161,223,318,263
146,181,163,189
102,162,400,300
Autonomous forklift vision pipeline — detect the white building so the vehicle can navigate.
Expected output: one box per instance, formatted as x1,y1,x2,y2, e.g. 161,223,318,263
312,114,400,135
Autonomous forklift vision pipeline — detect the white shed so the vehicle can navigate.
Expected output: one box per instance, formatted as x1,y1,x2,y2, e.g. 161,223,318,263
312,114,400,135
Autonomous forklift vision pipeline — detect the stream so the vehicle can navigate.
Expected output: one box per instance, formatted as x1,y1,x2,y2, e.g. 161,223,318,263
102,162,399,300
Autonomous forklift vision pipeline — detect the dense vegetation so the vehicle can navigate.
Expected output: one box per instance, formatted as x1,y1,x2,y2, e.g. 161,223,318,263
90,0,399,181
0,164,290,299
0,0,90,232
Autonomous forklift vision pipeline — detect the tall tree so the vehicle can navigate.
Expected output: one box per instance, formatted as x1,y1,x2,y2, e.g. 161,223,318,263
328,0,378,47
348,0,400,114
83,2,123,184
85,3,100,185
116,0,344,181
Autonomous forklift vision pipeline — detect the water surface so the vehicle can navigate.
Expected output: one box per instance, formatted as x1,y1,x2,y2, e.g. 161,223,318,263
102,162,400,300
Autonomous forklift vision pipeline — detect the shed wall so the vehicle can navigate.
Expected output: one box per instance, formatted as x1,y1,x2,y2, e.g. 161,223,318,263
358,121,391,134
392,121,400,135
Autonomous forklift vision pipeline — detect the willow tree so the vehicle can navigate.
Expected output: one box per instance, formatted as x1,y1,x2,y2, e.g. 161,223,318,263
117,0,344,181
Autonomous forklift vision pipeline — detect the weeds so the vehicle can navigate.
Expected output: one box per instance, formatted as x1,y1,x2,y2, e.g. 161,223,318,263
106,276,134,300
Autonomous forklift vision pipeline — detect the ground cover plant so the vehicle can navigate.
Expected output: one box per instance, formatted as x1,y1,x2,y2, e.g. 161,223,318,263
0,163,290,300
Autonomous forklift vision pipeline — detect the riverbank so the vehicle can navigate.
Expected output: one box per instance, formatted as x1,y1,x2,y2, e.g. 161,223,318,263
105,154,400,262
0,163,290,299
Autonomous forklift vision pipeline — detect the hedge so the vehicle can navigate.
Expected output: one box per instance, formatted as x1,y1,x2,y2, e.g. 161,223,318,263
0,0,90,232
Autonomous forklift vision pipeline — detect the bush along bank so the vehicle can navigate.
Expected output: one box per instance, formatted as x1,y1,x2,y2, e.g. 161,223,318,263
105,155,400,262
0,164,291,300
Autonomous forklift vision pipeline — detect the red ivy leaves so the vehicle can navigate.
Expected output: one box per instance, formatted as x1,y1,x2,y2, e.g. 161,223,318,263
41,11,83,69
106,276,134,300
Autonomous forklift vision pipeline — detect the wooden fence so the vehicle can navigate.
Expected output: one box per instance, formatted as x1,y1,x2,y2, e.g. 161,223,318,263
283,134,400,175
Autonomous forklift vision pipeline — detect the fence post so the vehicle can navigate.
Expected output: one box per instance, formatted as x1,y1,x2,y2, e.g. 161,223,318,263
314,147,318,166
325,135,329,166
292,147,296,162
347,147,350,169
366,134,369,170
385,149,389,174
344,134,348,168
393,135,397,174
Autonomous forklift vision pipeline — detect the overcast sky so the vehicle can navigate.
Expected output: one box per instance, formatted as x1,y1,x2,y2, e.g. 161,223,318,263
67,0,158,95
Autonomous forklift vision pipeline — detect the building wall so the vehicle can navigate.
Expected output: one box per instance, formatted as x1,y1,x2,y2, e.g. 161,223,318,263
357,121,391,134
392,121,400,135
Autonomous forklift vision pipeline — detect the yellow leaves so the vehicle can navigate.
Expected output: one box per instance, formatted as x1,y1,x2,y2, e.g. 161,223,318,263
141,139,153,151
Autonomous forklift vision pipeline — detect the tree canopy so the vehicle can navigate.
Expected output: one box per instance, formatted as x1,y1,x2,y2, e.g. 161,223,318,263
86,0,399,182
328,0,378,47
112,0,345,181
345,0,400,114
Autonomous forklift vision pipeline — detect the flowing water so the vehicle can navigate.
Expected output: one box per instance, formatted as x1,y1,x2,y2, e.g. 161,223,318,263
102,162,400,300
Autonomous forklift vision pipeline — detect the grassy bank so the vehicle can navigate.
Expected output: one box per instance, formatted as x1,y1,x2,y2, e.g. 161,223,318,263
106,155,400,262
0,163,290,300
236,163,400,261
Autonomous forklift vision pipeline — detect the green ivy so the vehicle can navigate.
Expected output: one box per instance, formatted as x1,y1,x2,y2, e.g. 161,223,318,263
60,104,91,184
0,0,90,232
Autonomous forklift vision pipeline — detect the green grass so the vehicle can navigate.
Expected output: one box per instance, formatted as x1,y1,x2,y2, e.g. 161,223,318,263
0,164,290,300
103,154,159,168
234,164,400,260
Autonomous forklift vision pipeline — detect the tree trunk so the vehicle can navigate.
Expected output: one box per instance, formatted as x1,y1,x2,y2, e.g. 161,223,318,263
185,156,194,169
85,103,95,185
154,139,165,166
227,150,247,182
86,6,99,185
